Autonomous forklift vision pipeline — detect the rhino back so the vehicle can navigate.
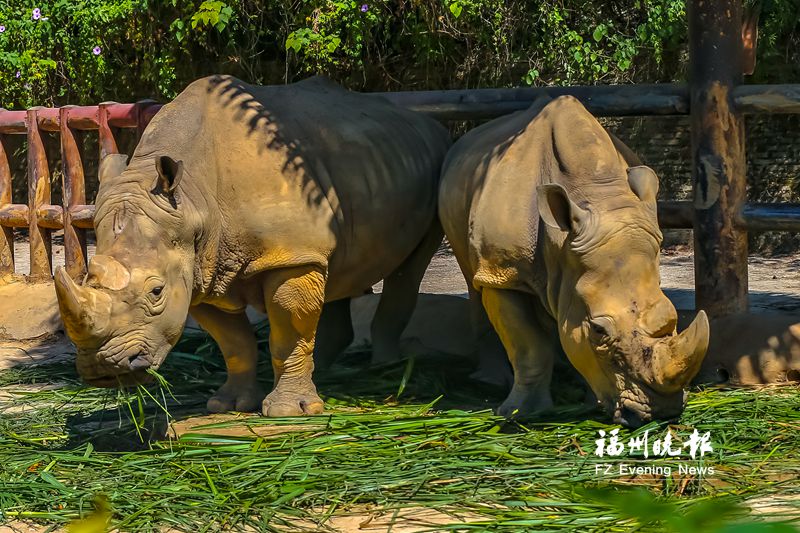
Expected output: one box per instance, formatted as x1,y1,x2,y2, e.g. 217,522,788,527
130,75,450,297
440,104,550,293
439,96,633,294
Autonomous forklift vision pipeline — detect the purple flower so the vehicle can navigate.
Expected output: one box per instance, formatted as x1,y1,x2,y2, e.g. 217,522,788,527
0,25,6,33
360,3,368,11
32,8,41,20
15,71,20,78
92,46,102,55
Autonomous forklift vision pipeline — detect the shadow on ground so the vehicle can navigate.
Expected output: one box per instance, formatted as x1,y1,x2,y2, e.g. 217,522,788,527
40,322,603,452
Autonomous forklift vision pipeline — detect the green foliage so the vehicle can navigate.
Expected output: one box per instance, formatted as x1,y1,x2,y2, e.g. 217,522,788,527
520,0,687,85
0,0,241,108
284,0,376,72
190,1,233,31
748,0,800,82
0,1,799,109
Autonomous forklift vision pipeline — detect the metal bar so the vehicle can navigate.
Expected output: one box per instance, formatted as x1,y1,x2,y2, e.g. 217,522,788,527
734,84,800,114
740,204,800,231
64,106,100,130
657,201,694,229
60,106,88,280
105,103,139,128
658,201,800,231
0,133,13,279
140,104,162,127
35,107,60,132
135,100,159,140
0,110,27,134
26,107,53,281
3,81,800,135
377,83,690,119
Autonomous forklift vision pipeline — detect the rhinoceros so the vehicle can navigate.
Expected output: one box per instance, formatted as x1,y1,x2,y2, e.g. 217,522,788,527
439,95,709,427
54,75,450,416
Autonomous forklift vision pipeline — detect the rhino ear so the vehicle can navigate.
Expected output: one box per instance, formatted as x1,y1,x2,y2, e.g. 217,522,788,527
627,165,659,204
98,153,128,182
152,156,183,205
537,183,589,232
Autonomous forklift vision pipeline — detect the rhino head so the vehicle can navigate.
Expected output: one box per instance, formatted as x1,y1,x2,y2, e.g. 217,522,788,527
539,176,708,426
55,154,195,387
537,100,709,427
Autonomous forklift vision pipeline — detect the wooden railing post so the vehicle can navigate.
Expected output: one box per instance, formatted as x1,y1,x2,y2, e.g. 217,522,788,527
60,106,87,280
0,131,13,279
26,107,52,281
98,102,119,159
688,0,748,316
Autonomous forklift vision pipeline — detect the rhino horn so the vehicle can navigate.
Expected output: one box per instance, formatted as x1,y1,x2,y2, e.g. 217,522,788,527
88,255,131,290
54,266,112,345
651,310,710,393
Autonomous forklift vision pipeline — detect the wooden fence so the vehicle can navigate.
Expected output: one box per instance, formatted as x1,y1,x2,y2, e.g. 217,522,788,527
0,102,160,283
0,0,799,317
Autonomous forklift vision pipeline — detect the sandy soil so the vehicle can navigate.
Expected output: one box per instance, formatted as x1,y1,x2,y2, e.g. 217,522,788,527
413,246,800,314
8,237,800,311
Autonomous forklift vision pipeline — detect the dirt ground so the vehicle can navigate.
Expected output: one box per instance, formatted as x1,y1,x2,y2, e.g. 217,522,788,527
8,237,800,309
4,240,800,379
406,245,800,314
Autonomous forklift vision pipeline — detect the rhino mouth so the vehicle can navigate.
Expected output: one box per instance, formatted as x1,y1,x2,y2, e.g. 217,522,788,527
612,382,686,428
76,342,158,388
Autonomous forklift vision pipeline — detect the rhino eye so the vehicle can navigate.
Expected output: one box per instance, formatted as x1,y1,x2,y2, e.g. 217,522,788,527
151,286,164,297
588,316,616,343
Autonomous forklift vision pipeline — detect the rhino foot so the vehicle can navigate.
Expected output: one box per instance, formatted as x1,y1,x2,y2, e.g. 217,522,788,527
262,385,324,417
207,381,264,413
497,385,553,418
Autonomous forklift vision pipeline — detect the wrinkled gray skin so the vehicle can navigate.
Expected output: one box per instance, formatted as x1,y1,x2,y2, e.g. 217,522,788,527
55,75,450,416
439,96,709,427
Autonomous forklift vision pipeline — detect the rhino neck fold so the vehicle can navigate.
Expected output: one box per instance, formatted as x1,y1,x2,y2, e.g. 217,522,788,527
127,89,228,301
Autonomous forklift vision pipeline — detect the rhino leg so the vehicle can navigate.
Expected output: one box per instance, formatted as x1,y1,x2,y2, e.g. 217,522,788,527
481,287,558,417
468,286,513,389
262,265,326,417
189,303,265,413
371,218,444,365
314,298,354,370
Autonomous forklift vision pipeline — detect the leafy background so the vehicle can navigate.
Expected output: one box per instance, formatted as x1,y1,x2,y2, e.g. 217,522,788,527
1,0,799,110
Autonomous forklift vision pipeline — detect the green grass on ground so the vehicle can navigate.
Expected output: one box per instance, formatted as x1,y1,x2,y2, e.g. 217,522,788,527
1,324,799,532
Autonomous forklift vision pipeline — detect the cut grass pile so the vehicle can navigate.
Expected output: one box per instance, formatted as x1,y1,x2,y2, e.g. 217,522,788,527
1,324,799,532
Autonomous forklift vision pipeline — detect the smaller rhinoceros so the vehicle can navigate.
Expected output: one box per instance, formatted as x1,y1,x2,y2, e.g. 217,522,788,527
54,75,450,417
439,95,709,427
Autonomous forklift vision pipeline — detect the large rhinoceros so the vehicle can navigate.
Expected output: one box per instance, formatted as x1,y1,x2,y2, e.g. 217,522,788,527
439,96,709,427
54,75,450,416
